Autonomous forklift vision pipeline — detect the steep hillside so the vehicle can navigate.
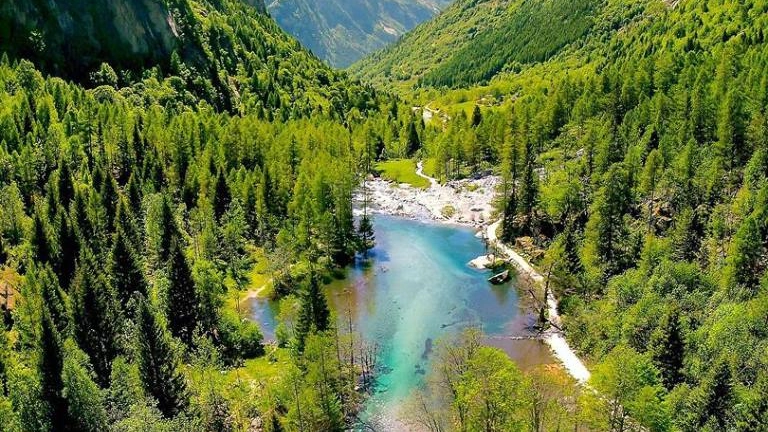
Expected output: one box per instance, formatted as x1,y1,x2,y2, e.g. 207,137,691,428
268,0,452,67
0,0,381,116
350,0,601,88
0,0,267,80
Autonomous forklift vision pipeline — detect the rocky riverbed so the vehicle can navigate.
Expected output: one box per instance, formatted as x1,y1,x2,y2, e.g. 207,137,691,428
355,175,500,227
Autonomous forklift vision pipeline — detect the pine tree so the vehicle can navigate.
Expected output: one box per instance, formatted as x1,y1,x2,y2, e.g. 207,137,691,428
135,296,188,418
357,213,375,256
115,197,141,251
35,265,69,335
100,173,119,233
54,210,78,290
71,249,121,386
295,273,330,352
584,164,632,278
38,309,68,432
701,361,734,429
213,170,231,221
30,212,52,265
650,308,685,389
126,173,143,213
471,105,482,128
57,160,74,209
61,340,109,432
156,197,180,265
109,226,147,310
406,120,421,156
166,241,199,346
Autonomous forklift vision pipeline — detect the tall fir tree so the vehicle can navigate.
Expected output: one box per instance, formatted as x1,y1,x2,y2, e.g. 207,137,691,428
30,213,52,265
38,309,68,432
165,241,199,346
295,273,331,352
135,296,188,419
109,225,147,310
650,308,685,389
54,209,78,290
213,170,231,221
71,248,121,386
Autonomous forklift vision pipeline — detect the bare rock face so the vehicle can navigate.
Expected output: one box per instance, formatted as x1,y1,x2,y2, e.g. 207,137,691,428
0,0,266,81
1,0,182,79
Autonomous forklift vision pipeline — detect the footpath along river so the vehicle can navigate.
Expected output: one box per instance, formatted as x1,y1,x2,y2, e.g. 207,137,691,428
247,214,555,430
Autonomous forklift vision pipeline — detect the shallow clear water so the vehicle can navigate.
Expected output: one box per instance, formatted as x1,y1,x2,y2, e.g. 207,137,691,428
248,215,553,429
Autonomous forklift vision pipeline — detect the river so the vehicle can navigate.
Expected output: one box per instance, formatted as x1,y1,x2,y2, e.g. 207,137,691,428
247,215,554,430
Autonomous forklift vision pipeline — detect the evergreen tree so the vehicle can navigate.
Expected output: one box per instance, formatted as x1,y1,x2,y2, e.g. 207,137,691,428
700,361,734,429
61,340,109,432
109,225,147,310
38,310,68,432
584,164,633,279
35,265,69,335
213,170,231,221
165,241,199,346
406,120,421,156
357,213,375,256
30,213,52,265
471,105,482,128
71,249,121,386
57,160,74,209
100,173,119,233
126,173,143,214
650,308,685,389
54,210,78,290
295,273,331,352
156,197,180,265
135,296,188,419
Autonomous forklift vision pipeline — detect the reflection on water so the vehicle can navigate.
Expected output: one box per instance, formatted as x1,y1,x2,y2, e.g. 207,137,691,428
247,215,554,429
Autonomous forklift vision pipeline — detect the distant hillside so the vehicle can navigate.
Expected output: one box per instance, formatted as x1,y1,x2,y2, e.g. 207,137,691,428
350,0,600,88
268,0,452,68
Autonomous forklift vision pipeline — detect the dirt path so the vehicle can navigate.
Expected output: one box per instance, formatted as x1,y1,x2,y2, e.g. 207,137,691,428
242,278,273,301
486,220,591,383
416,160,439,188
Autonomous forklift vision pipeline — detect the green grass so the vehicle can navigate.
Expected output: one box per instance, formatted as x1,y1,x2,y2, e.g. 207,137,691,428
422,158,440,181
375,159,430,188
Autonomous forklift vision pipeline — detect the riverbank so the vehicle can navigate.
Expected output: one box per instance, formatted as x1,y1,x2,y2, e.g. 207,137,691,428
485,220,591,383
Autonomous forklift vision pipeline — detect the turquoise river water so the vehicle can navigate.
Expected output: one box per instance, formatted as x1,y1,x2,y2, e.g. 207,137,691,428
248,215,553,429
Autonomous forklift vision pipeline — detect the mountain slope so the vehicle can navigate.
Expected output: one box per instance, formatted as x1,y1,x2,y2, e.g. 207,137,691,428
0,0,381,116
268,0,452,67
350,0,600,88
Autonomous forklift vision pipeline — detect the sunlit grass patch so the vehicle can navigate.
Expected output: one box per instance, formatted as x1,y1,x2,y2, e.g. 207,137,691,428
375,159,430,188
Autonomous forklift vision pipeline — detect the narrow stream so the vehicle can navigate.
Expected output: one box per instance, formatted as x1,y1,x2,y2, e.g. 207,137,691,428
248,215,554,429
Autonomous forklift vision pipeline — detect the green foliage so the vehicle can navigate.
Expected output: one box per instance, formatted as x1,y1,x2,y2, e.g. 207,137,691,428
422,0,599,87
61,339,109,432
134,296,188,419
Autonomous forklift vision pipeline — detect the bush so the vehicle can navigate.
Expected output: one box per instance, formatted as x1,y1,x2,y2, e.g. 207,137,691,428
441,205,456,218
217,310,264,363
